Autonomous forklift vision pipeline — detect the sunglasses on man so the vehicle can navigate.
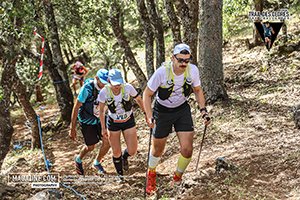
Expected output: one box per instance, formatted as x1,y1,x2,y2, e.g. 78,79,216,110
174,55,192,64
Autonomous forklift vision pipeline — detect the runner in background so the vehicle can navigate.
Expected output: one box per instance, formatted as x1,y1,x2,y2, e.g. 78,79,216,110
71,61,89,95
261,21,275,51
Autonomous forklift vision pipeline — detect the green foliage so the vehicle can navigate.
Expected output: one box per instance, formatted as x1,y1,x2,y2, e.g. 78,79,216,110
0,1,37,45
53,0,143,70
15,56,51,99
223,0,251,39
0,1,49,102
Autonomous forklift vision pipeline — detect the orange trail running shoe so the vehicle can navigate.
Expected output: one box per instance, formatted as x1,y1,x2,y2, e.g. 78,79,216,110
146,170,157,194
172,172,182,184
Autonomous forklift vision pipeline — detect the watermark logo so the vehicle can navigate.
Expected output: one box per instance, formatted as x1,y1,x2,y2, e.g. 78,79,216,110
248,9,290,21
8,173,59,189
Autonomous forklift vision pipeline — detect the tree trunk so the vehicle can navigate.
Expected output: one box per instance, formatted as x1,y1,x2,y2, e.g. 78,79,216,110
165,0,182,45
43,0,69,82
4,49,40,149
67,42,75,62
253,0,263,45
121,56,128,83
63,48,71,64
35,85,44,102
110,1,147,89
282,21,287,43
198,0,228,104
0,60,15,171
44,40,74,124
12,70,40,149
29,23,74,126
136,0,155,78
43,0,73,124
1,0,40,150
175,0,198,64
146,0,165,67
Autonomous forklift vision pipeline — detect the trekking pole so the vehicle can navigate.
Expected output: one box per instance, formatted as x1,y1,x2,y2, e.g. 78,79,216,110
195,124,208,172
144,119,153,198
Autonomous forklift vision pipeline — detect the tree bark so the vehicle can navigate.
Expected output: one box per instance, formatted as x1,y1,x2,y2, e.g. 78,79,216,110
44,39,74,124
63,48,71,64
67,42,75,62
110,1,147,89
121,56,128,83
3,0,40,150
35,85,44,102
253,0,263,45
198,0,228,104
136,0,155,78
43,0,69,81
165,0,182,45
146,0,165,67
282,21,287,43
175,0,198,64
43,0,73,124
12,69,40,149
2,41,40,150
0,59,15,170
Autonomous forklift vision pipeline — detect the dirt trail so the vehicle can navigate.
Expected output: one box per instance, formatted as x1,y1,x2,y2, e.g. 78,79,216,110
3,35,300,200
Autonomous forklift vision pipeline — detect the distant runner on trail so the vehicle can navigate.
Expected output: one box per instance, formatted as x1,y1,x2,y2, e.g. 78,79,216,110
69,69,110,175
143,43,211,194
71,61,89,95
261,21,275,51
98,69,146,182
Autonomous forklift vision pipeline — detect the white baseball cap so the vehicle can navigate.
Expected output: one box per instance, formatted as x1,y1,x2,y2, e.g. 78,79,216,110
173,43,191,55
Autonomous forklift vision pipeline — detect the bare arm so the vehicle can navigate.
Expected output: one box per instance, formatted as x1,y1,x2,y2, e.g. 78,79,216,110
271,27,275,34
99,102,108,139
69,99,82,140
82,66,89,77
193,86,210,125
134,95,145,112
143,86,155,128
134,95,147,121
193,86,206,110
72,65,76,74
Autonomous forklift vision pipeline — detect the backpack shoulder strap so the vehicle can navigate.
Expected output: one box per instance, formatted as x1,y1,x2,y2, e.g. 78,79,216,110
105,85,113,99
121,84,125,98
164,62,174,84
88,80,98,100
184,64,191,80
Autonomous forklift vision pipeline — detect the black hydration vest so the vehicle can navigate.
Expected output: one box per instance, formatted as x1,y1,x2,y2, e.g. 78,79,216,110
79,79,99,121
105,85,132,113
157,62,193,100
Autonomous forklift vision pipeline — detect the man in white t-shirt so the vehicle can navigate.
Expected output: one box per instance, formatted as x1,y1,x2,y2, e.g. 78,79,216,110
143,43,210,194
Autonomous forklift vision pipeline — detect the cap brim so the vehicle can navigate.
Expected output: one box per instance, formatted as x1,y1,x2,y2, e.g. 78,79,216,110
99,78,108,84
110,79,124,86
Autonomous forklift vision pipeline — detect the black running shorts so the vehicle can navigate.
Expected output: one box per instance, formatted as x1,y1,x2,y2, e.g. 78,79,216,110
153,101,194,138
107,113,136,132
79,122,102,146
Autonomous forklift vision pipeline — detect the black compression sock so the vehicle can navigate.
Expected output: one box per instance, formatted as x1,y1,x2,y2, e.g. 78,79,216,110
113,156,123,176
122,149,130,160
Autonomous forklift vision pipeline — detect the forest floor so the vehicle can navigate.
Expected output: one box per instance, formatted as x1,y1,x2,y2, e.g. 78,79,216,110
2,23,300,200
